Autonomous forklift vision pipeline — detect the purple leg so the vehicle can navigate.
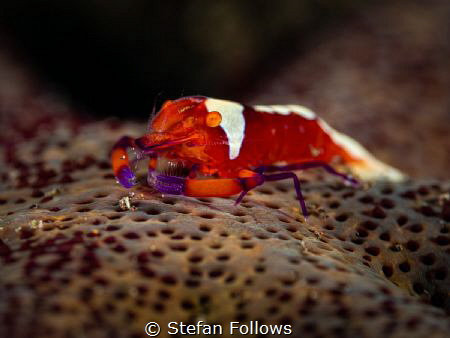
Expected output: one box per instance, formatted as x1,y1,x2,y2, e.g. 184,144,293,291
233,171,308,216
264,172,308,216
235,189,250,205
261,161,359,186
242,161,358,216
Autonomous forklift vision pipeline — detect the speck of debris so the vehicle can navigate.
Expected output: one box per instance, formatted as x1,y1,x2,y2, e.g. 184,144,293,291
119,196,132,211
48,188,61,196
30,220,43,229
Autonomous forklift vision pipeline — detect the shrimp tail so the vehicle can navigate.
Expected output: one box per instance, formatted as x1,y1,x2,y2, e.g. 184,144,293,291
318,119,406,182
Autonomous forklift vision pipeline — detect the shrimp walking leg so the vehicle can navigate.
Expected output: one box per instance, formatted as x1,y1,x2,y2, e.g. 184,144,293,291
234,171,308,216
236,161,357,216
263,172,308,216
262,161,359,186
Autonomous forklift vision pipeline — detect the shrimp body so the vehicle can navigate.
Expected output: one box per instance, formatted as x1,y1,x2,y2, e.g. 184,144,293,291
111,96,404,215
197,100,357,177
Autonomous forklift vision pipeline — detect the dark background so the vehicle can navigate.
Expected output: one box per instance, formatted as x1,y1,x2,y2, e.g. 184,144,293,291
0,0,364,118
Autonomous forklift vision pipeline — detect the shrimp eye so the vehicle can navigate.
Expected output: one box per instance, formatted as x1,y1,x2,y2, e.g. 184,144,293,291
206,111,222,127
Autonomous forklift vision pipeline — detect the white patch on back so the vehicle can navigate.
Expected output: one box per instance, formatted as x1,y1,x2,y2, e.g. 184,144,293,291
317,119,370,159
205,98,245,160
254,104,316,120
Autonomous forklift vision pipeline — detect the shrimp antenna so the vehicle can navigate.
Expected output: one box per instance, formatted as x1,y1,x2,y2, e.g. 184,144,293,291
148,92,163,131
